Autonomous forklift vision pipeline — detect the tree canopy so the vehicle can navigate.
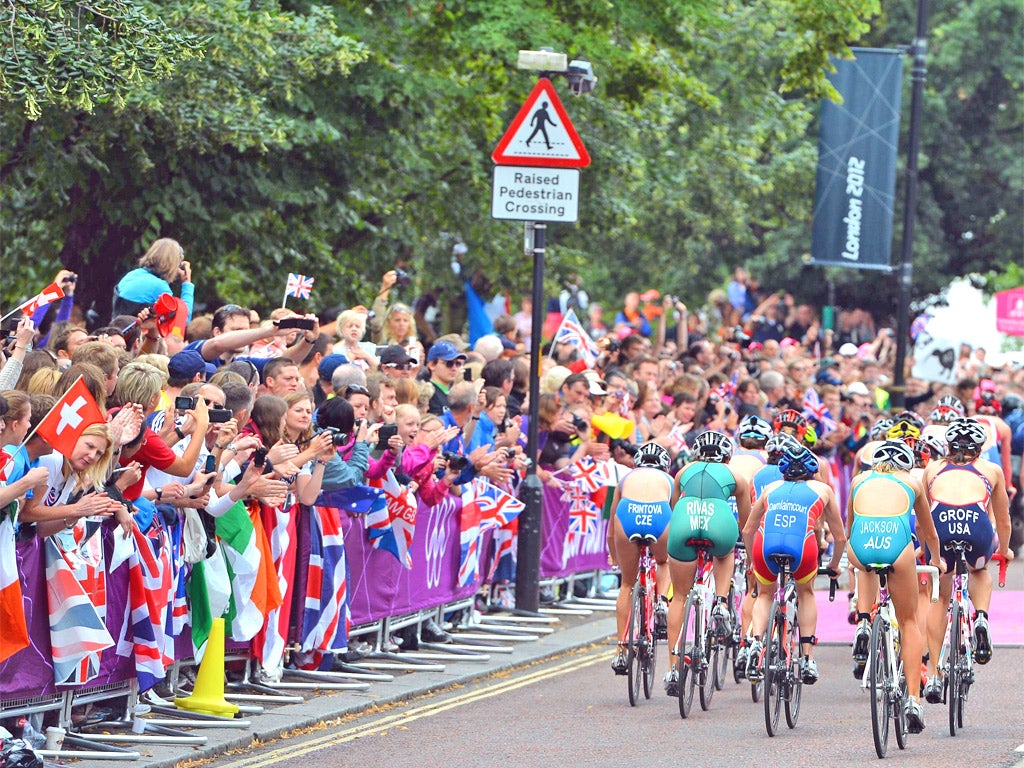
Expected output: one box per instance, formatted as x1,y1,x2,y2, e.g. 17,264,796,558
0,0,1019,328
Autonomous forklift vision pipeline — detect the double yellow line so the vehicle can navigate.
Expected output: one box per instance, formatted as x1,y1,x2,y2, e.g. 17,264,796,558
216,651,604,768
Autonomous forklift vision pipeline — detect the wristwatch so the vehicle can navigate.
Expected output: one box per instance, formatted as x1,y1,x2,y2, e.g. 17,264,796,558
155,487,163,501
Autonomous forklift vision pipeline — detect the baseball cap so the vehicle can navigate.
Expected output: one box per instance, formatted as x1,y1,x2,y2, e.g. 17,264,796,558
838,342,859,357
317,353,349,382
819,357,839,370
167,349,212,381
846,381,871,397
582,370,607,396
379,345,416,366
426,341,468,363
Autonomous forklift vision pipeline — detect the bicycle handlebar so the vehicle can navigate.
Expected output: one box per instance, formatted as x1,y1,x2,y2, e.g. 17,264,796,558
916,565,940,603
817,567,838,602
990,552,1009,588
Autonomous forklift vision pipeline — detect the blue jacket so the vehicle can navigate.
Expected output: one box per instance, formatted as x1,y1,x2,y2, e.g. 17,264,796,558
115,268,194,321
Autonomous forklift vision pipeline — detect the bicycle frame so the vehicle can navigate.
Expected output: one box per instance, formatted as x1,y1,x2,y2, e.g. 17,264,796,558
937,545,975,736
622,539,659,706
673,544,718,718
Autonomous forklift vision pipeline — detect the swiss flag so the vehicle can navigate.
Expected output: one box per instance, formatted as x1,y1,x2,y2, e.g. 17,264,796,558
0,449,13,482
36,377,105,457
21,282,65,316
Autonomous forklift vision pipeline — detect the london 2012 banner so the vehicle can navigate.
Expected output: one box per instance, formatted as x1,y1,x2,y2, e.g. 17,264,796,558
811,48,904,270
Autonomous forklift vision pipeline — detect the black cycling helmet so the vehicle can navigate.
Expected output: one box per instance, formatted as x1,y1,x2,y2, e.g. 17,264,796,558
692,431,735,463
779,444,819,480
737,415,773,444
634,442,671,471
870,439,915,472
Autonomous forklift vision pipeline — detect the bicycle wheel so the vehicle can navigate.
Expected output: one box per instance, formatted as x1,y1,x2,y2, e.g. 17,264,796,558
893,666,908,750
626,583,643,707
642,590,657,700
948,599,963,736
678,593,698,719
716,586,735,690
870,616,891,758
699,613,717,710
784,600,802,729
763,604,784,737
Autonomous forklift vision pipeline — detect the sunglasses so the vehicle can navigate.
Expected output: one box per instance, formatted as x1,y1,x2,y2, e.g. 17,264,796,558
383,362,413,371
203,398,225,409
442,359,465,369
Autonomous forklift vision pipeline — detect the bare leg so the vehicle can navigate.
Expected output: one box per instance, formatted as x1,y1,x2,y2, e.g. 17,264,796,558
667,558,698,667
796,579,817,659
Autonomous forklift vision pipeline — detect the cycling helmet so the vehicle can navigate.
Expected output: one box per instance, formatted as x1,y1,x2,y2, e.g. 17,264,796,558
886,418,922,440
772,408,807,441
928,404,960,424
921,433,948,460
1002,393,1023,418
692,431,735,463
634,442,671,471
944,417,986,452
869,417,895,440
936,395,965,417
765,432,800,462
737,415,773,444
903,436,931,468
779,444,819,480
870,439,915,472
975,390,1000,416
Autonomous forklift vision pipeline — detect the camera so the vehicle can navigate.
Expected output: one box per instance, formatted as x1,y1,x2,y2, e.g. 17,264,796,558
61,273,78,284
175,396,197,410
208,408,232,424
501,447,516,461
570,414,588,432
730,326,751,344
320,426,349,447
275,317,315,331
252,445,268,468
566,59,597,96
393,268,412,288
609,437,638,457
442,451,470,471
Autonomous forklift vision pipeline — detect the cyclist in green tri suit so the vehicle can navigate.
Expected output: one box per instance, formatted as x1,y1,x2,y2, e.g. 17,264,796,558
663,431,750,695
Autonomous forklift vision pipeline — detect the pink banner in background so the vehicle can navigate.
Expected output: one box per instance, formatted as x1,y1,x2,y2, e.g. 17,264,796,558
995,287,1024,336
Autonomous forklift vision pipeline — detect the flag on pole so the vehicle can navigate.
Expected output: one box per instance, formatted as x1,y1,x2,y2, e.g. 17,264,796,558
20,282,65,317
285,273,315,300
35,376,105,457
0,517,30,663
552,308,599,367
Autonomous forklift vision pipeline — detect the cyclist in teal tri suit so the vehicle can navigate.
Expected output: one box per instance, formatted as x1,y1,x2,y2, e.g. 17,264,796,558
847,440,942,734
663,431,750,696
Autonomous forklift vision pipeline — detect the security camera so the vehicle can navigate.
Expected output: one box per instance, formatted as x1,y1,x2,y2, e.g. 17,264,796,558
566,60,596,96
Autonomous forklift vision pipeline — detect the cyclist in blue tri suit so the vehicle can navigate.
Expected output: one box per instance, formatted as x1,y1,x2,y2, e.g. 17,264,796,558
922,418,1012,686
607,442,674,675
847,440,942,733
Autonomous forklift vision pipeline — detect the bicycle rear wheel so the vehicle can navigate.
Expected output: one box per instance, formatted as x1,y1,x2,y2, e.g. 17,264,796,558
870,616,891,758
626,583,643,707
893,667,908,750
716,584,735,690
784,600,802,729
642,591,657,700
699,617,717,710
763,604,784,737
948,600,963,736
678,593,698,719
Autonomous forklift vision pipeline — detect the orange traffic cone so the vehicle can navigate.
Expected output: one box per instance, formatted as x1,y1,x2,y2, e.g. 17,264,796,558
174,618,240,717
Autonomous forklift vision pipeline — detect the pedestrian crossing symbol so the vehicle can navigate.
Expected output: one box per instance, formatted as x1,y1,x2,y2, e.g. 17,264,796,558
492,78,590,168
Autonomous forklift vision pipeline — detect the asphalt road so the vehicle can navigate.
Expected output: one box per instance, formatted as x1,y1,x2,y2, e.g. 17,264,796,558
204,641,1023,768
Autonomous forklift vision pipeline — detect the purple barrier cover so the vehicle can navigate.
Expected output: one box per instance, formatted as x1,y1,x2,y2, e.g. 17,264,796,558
0,537,54,699
540,483,610,579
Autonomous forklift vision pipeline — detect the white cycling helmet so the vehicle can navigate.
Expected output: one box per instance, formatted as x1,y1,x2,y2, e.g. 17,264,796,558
693,431,735,463
944,417,986,452
737,415,773,444
634,442,671,471
936,395,965,417
921,433,948,460
870,439,915,472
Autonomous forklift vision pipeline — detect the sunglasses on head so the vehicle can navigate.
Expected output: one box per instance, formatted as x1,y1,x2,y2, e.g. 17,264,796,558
345,384,370,397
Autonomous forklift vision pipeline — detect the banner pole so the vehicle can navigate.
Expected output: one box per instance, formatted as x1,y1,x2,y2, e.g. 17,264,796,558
891,0,930,410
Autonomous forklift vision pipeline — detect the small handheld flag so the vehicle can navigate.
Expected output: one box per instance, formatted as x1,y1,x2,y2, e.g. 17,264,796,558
283,273,315,307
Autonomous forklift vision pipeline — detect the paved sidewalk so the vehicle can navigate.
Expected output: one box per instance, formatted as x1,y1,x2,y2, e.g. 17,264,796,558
136,611,617,768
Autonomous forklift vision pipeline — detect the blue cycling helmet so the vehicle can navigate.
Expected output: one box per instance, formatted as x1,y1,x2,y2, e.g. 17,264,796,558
779,444,819,480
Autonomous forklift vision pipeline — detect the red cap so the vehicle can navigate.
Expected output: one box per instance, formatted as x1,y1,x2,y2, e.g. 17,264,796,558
155,293,188,338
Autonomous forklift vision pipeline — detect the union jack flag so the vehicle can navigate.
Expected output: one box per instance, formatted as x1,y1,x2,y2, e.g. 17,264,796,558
298,505,349,668
285,273,315,300
553,308,599,367
568,496,601,538
802,386,837,435
365,472,417,568
458,479,524,586
113,526,170,692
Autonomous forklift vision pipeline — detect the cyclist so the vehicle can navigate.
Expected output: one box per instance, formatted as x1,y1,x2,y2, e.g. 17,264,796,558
728,415,772,673
607,442,674,675
752,433,796,500
847,440,943,733
773,409,830,483
922,417,1013,689
743,444,845,685
663,431,751,695
854,415,896,473
973,386,1016,501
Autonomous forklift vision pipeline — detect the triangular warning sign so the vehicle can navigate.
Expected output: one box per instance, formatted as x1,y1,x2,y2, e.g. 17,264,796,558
492,78,590,168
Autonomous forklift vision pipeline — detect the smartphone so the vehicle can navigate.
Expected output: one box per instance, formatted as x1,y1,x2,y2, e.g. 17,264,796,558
276,317,315,331
252,445,268,468
208,408,232,423
175,395,197,410
204,454,217,473
375,423,399,450
463,367,474,382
